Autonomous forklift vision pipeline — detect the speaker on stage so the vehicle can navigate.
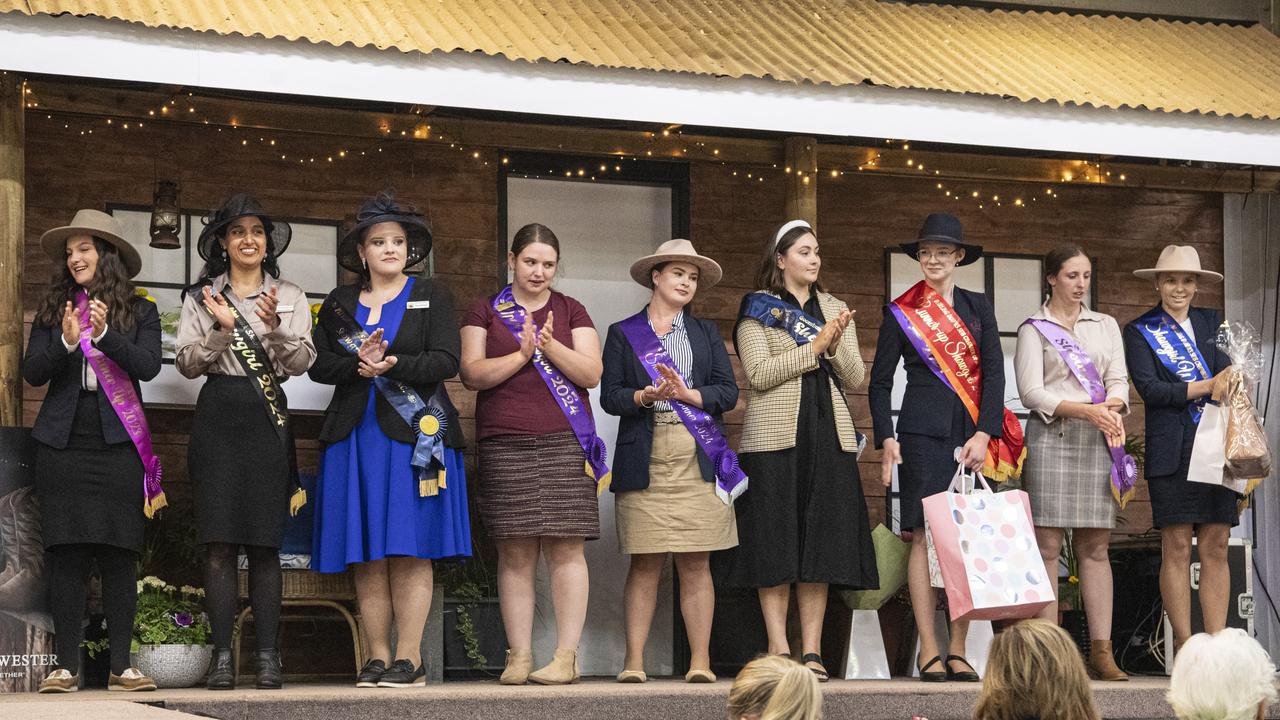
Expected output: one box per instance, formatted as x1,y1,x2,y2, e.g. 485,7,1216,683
1162,537,1253,672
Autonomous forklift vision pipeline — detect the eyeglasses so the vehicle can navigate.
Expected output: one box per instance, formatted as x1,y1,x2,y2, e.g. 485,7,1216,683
917,249,957,261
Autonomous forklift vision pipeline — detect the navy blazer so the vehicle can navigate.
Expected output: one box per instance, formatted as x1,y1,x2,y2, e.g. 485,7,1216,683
309,279,462,447
1122,306,1229,478
868,287,1005,447
600,311,739,493
23,297,162,449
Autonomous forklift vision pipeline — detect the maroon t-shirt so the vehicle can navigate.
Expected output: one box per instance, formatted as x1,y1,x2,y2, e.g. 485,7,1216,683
463,291,596,440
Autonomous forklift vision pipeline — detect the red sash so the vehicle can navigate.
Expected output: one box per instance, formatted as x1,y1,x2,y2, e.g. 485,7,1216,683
890,281,1025,481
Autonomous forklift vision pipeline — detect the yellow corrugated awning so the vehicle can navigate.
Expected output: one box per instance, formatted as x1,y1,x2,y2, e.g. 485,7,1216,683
4,0,1280,120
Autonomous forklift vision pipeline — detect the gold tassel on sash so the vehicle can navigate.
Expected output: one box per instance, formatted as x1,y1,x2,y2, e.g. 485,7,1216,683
143,492,168,519
289,487,308,517
587,461,612,496
419,467,447,497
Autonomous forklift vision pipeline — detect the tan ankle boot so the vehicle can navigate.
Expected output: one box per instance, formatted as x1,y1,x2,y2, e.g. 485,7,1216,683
528,648,580,685
499,649,534,685
1089,640,1128,681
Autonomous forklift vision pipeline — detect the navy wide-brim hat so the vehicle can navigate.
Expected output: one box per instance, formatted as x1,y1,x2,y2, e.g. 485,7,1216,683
197,193,292,262
338,191,433,274
899,212,983,266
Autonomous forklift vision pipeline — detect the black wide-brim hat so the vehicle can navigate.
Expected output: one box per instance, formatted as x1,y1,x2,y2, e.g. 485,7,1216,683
338,191,432,274
197,193,292,262
899,212,983,266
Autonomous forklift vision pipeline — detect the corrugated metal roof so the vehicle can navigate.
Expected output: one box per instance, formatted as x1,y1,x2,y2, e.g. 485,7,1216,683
5,0,1280,120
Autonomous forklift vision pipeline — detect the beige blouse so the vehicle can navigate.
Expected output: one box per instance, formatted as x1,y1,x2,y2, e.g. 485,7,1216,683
175,273,316,379
1014,303,1129,423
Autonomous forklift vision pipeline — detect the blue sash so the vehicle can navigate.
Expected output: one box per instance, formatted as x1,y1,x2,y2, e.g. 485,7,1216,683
739,291,824,345
321,292,449,496
1134,307,1212,423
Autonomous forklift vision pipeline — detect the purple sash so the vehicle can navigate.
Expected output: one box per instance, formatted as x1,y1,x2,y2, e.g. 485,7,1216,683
618,311,747,504
492,286,611,494
76,291,166,518
1025,317,1138,508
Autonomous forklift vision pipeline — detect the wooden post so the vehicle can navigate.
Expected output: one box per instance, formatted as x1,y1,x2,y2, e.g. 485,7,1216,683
784,136,818,231
0,74,24,426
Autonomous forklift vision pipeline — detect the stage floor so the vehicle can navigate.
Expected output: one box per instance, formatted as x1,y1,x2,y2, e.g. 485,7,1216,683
7,676,1273,720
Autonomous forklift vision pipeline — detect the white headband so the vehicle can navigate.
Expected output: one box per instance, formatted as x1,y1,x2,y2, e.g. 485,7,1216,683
774,219,812,248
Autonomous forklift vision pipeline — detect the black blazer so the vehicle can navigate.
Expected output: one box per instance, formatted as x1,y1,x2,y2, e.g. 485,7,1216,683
310,279,461,446
1122,305,1229,478
600,312,739,493
24,297,162,449
868,287,1005,447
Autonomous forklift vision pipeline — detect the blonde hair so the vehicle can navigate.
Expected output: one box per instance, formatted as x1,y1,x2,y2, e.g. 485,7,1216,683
1167,629,1277,720
974,619,1100,720
727,654,823,720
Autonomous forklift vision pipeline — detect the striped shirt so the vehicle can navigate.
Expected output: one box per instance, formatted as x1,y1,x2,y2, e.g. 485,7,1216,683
648,308,693,413
61,327,108,391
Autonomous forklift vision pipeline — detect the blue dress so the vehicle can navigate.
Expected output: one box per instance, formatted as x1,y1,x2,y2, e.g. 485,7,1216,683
312,278,472,572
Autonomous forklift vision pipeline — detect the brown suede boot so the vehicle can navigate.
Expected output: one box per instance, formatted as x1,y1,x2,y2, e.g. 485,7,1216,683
1089,640,1128,681
528,648,580,685
499,649,533,685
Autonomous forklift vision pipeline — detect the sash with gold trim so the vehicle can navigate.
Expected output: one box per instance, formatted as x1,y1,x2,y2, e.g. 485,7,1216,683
321,293,449,496
888,281,1025,481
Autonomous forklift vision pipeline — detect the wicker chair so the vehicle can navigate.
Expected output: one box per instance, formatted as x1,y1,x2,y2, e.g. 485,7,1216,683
232,567,365,677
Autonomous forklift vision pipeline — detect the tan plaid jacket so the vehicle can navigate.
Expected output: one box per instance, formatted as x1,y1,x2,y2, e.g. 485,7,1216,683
736,292,865,453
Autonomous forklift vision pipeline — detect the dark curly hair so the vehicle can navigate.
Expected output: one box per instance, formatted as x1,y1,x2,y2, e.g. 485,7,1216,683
183,228,282,298
34,237,139,332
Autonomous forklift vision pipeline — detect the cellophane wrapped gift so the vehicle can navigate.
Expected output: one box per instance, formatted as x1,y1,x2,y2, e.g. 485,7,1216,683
1216,322,1271,490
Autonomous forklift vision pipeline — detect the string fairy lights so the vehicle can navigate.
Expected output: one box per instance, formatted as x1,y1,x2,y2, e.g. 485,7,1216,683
24,83,1135,207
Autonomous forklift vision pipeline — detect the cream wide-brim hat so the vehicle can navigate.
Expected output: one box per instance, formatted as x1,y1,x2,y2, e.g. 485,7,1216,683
1133,244,1223,284
629,238,724,289
39,208,142,279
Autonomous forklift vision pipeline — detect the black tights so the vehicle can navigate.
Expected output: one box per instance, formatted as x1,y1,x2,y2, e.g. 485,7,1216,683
49,544,137,676
204,543,281,652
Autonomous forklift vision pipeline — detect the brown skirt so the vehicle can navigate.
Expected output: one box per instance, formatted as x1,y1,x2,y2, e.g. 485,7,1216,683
478,431,600,540
615,422,737,554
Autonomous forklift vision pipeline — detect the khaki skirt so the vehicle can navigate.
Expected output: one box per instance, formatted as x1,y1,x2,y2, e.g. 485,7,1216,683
615,419,738,555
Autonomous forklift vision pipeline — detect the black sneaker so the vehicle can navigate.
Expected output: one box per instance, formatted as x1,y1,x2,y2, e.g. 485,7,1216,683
356,659,387,688
376,659,426,687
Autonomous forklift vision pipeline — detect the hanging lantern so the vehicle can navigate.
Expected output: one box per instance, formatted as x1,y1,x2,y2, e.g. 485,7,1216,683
149,181,181,249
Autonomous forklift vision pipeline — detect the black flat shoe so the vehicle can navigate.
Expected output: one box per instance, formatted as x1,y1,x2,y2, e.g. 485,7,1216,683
800,653,829,683
377,659,426,688
255,649,283,689
206,648,235,690
356,659,387,688
917,655,947,682
945,655,980,682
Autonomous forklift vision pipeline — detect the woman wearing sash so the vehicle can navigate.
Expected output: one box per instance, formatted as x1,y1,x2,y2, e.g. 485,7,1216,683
176,194,316,690
716,219,878,683
869,212,1020,683
310,192,469,688
1122,245,1233,653
1014,244,1132,681
28,210,163,693
601,239,740,684
460,223,606,685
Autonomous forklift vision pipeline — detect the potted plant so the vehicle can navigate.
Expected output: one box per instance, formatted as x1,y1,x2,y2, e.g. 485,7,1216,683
436,521,505,678
84,577,213,688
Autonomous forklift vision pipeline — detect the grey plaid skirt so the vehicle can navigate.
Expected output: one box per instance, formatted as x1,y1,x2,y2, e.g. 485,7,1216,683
1023,416,1116,529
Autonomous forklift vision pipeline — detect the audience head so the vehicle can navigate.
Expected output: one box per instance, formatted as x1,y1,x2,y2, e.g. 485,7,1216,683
727,654,822,720
974,619,1100,720
1168,629,1277,720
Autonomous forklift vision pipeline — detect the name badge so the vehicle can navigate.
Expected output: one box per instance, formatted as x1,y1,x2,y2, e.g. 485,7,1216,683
406,300,431,310
277,304,294,313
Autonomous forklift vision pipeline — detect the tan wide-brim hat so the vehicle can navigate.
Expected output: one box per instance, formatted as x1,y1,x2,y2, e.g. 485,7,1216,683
1133,244,1223,284
629,238,723,289
39,209,142,279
